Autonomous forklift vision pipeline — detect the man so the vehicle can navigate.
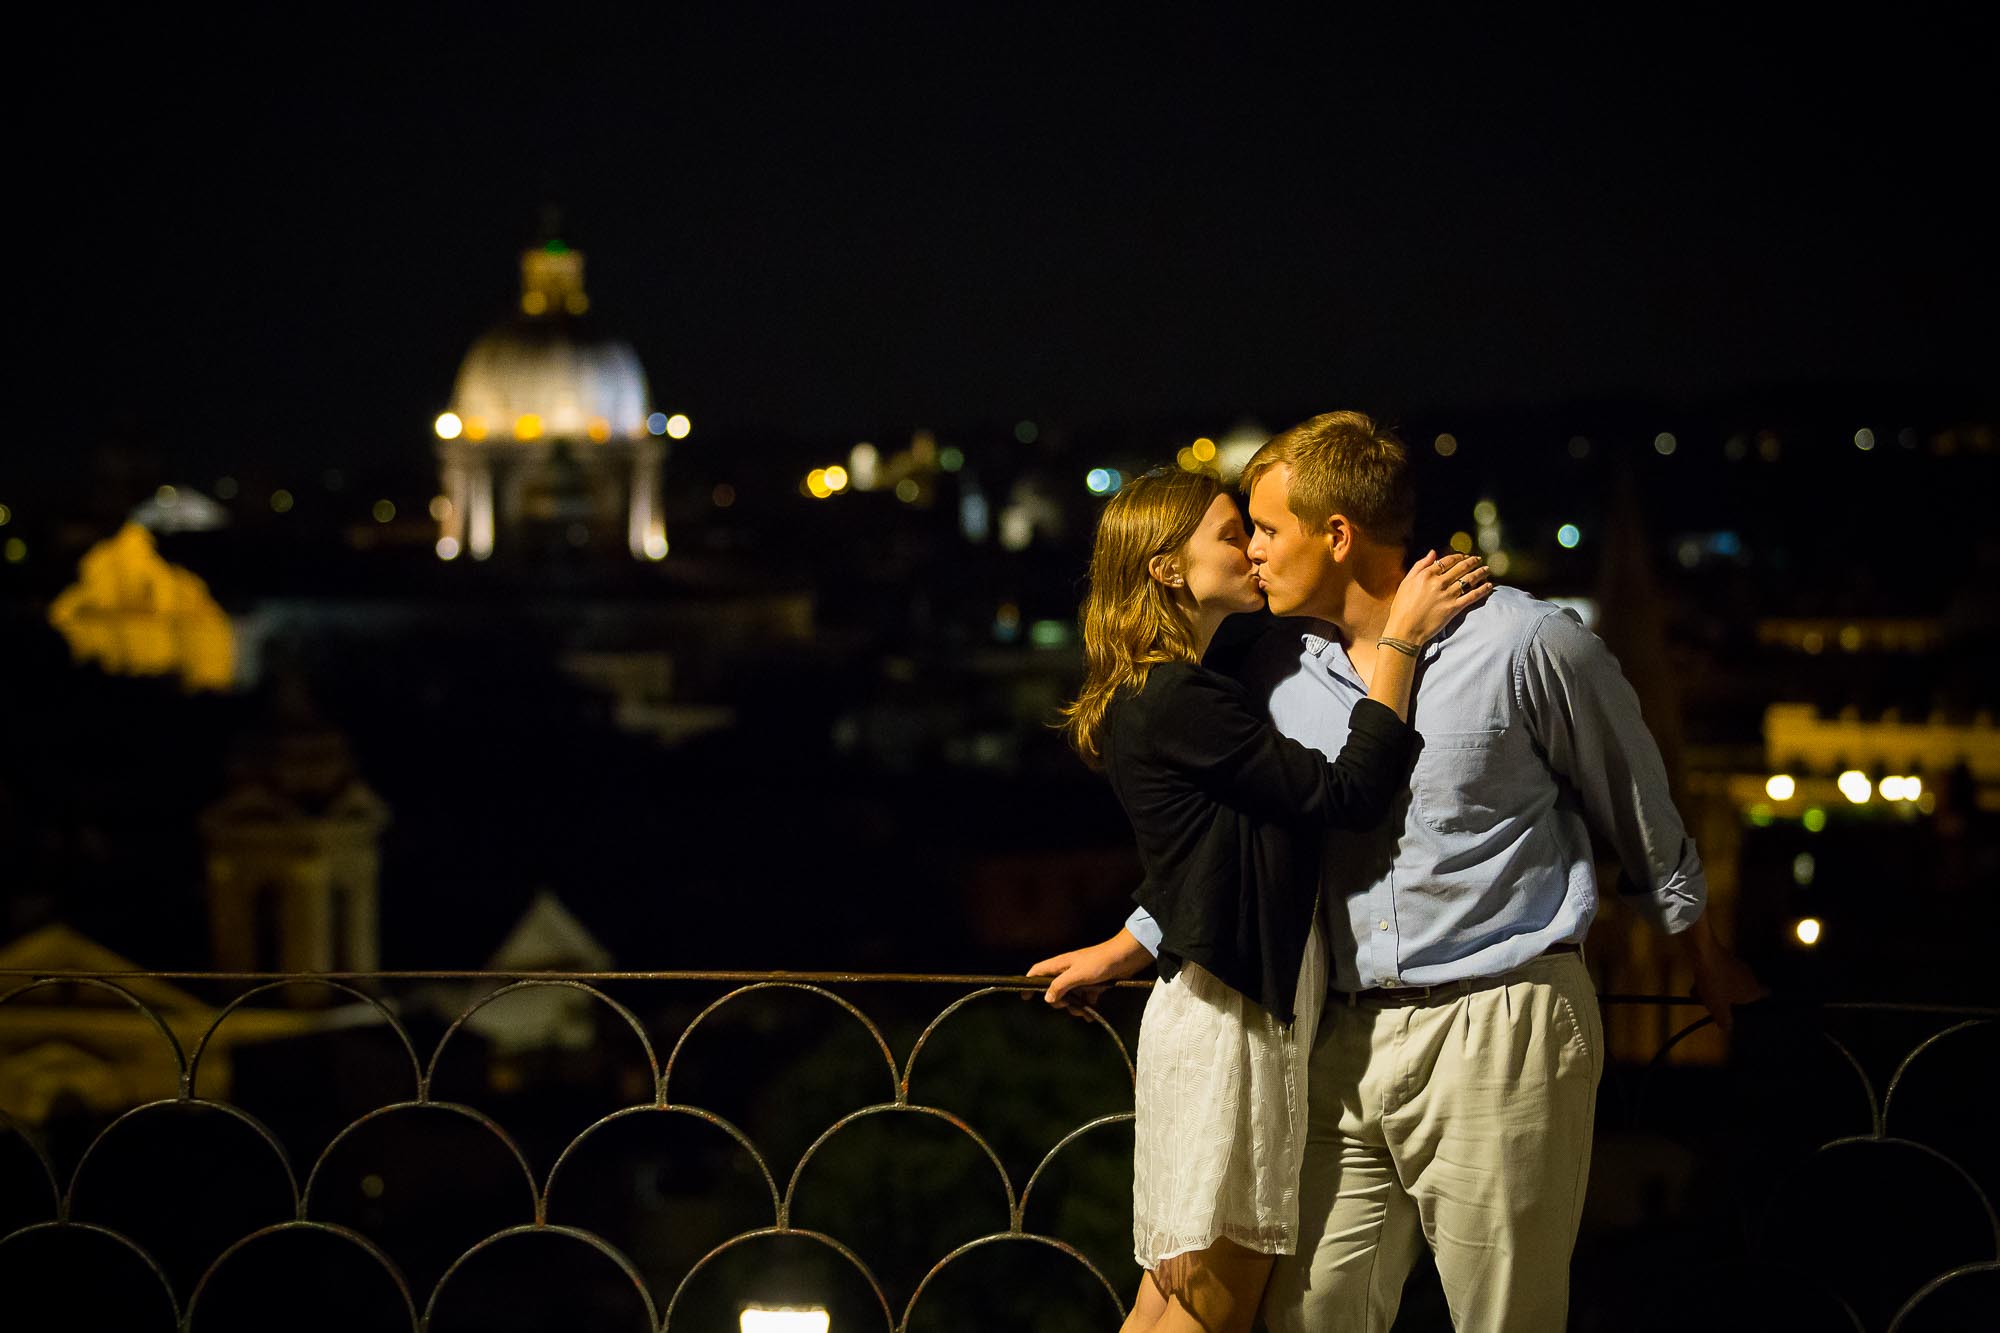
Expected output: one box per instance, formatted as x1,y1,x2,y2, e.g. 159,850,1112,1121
1031,411,1762,1332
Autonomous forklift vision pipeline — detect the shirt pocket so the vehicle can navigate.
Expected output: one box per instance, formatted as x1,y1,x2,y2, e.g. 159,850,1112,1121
1410,727,1514,835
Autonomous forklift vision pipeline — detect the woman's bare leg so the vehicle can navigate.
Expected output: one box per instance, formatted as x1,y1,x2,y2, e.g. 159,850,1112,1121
1149,1239,1274,1333
1119,1270,1169,1333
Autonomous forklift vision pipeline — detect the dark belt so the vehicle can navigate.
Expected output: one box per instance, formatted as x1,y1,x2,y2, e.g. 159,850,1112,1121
1332,942,1582,1007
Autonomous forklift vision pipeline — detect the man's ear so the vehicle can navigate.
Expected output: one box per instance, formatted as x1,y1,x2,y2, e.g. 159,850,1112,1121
1324,514,1355,561
1146,554,1184,588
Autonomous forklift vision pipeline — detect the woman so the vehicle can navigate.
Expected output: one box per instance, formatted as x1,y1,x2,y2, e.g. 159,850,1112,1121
1051,469,1489,1333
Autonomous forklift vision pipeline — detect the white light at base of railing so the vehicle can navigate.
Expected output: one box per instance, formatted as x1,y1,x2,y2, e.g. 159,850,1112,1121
741,1307,830,1333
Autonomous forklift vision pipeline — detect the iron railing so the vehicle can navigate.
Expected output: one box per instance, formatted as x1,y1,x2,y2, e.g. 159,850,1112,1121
0,970,1993,1332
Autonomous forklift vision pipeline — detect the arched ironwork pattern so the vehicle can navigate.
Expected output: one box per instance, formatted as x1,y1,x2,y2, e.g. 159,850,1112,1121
0,969,1990,1331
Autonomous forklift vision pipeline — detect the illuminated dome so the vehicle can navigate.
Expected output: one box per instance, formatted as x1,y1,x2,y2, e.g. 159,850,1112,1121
445,241,653,444
434,239,671,562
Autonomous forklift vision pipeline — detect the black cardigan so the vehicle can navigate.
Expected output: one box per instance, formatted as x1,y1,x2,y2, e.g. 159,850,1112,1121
1101,660,1414,1023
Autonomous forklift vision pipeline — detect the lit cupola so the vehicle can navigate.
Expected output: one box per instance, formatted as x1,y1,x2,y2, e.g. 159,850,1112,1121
434,236,671,562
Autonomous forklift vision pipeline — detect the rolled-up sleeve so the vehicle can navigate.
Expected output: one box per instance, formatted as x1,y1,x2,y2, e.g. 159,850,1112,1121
1125,907,1163,957
1518,609,1707,935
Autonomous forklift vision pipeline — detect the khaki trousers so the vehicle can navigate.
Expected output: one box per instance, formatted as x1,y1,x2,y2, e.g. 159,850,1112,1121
1261,951,1603,1333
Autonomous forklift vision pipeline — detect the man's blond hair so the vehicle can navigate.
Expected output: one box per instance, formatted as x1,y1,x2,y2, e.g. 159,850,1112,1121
1240,410,1415,544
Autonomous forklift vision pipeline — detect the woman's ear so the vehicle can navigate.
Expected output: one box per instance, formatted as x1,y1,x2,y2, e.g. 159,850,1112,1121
1146,554,1185,589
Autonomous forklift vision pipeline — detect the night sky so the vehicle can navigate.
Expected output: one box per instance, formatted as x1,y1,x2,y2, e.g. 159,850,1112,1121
32,4,1995,476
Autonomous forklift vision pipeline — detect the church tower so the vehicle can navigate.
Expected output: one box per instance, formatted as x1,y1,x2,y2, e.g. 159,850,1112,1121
433,234,673,563
200,676,389,978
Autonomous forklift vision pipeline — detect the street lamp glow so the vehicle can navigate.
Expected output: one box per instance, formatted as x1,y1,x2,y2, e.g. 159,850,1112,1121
1557,524,1581,549
823,465,850,493
435,412,463,440
1837,770,1872,804
741,1309,829,1333
1878,776,1905,801
1086,468,1115,495
1794,917,1823,947
1765,774,1796,801
806,469,833,499
647,412,669,436
665,413,692,440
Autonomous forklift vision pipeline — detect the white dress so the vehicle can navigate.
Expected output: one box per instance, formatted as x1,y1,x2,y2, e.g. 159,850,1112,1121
1131,914,1327,1265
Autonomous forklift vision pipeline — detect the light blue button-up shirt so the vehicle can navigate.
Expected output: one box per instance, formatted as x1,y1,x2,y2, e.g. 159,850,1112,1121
1127,588,1706,992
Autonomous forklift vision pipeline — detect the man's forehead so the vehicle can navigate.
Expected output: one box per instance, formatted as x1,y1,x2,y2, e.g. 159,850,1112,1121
1245,466,1291,523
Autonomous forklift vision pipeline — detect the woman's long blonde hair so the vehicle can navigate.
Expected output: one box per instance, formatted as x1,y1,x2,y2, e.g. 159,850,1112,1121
1059,469,1224,768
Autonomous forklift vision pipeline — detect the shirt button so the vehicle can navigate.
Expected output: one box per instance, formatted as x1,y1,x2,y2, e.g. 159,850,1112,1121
1382,979,1399,989
1377,920,1390,931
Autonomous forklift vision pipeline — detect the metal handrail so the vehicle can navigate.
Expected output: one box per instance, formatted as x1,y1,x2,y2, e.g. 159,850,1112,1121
0,970,1991,1332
